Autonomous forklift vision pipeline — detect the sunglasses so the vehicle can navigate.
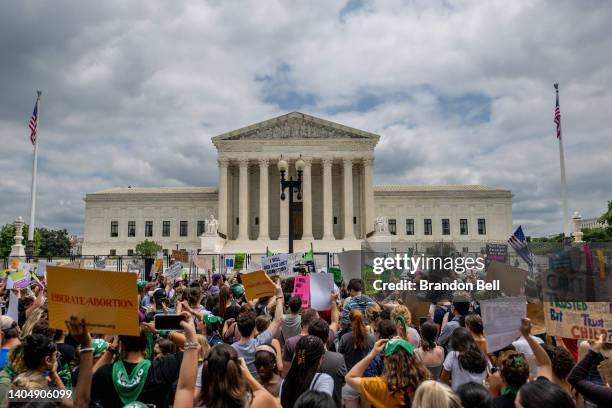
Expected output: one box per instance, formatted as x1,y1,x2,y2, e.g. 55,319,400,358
254,360,274,368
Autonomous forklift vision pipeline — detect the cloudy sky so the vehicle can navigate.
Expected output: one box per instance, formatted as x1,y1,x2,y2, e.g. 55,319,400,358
1,0,610,238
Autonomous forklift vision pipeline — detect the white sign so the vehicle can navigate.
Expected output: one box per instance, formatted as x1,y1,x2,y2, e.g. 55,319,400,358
338,250,362,281
480,296,526,352
36,261,55,277
310,273,334,311
94,259,107,269
164,262,183,281
261,253,289,276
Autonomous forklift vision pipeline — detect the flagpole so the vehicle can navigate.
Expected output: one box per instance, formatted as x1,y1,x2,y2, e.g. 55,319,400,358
555,84,570,237
27,90,41,246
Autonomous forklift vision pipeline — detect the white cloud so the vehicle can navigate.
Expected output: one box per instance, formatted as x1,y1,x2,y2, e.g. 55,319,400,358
0,0,610,238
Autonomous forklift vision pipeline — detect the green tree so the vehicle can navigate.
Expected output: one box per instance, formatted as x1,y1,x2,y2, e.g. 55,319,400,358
37,228,71,257
598,200,612,231
0,224,42,257
135,240,163,257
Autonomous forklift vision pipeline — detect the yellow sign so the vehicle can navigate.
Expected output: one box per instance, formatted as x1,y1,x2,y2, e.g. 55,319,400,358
241,270,276,300
47,266,139,336
10,259,20,270
153,259,163,274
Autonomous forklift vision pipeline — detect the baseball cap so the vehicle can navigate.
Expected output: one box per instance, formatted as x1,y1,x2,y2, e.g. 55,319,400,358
0,316,16,331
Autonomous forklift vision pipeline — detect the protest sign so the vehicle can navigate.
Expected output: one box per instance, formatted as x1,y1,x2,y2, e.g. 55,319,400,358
544,302,612,341
338,250,362,281
486,243,508,263
241,270,276,300
9,259,19,270
47,266,139,336
261,253,289,276
225,258,234,269
292,275,310,308
172,250,189,263
246,260,262,273
485,261,528,296
310,273,334,310
8,264,32,289
480,296,526,352
153,257,164,274
194,255,210,270
328,267,342,285
94,259,107,269
164,262,183,281
234,253,246,271
527,303,546,335
36,261,55,277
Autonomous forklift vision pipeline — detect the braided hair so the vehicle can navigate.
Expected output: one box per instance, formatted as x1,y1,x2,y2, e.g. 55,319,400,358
280,335,325,408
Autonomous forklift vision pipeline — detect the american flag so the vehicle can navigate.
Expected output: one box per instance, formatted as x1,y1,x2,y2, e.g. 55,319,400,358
29,101,38,145
554,90,561,139
508,226,534,267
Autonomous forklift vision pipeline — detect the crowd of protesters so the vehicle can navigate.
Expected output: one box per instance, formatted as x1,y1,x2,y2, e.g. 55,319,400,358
0,269,610,408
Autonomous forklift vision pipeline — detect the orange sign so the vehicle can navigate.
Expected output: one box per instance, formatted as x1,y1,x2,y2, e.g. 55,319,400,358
47,266,139,336
241,270,276,300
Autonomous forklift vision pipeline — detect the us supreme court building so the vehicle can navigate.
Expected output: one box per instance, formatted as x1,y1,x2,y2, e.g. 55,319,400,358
82,112,513,255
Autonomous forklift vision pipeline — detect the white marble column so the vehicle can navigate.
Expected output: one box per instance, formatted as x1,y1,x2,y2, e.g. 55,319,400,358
343,158,355,239
279,161,289,239
322,158,334,240
363,157,375,235
218,158,229,237
302,157,313,240
237,158,249,240
258,158,269,240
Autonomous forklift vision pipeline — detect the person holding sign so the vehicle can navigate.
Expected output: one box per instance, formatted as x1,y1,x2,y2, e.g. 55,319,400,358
568,333,612,406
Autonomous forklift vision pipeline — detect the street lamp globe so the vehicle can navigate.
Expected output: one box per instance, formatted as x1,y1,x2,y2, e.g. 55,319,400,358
295,157,305,172
277,158,288,173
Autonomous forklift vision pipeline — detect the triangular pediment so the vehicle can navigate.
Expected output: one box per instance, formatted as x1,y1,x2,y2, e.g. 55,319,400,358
212,112,380,142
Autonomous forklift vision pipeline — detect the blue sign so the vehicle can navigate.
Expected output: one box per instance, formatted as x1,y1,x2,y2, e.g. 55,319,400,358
226,258,234,268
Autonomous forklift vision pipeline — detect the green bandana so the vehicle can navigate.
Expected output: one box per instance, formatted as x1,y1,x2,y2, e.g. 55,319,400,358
231,283,245,298
385,338,414,357
146,331,155,361
112,359,151,405
204,314,224,331
137,280,147,289
501,386,518,397
395,315,407,334
90,339,109,358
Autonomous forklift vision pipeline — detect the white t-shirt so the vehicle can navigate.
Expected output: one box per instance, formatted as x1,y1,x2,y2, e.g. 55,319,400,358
443,350,490,391
512,336,544,378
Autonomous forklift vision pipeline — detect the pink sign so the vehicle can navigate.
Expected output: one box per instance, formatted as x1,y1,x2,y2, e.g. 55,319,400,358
292,275,310,308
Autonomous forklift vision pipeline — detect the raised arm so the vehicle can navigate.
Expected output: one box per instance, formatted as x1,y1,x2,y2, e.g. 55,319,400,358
519,318,552,380
173,313,200,408
568,334,612,406
345,339,387,390
329,292,340,335
268,281,284,336
66,317,92,408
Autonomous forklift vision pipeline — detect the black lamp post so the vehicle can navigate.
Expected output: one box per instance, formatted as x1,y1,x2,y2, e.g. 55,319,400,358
278,156,305,253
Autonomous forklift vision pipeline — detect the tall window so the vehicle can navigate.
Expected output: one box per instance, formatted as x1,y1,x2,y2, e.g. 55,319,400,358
110,221,118,237
128,221,136,237
162,221,170,237
109,249,116,256
460,219,468,235
145,221,153,237
442,218,450,235
388,218,397,235
406,219,414,235
197,220,205,236
127,249,134,256
424,219,432,235
180,221,188,237
478,218,487,235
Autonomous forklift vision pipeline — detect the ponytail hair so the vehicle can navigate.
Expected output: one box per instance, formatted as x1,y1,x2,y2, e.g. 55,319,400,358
419,321,438,352
349,309,368,349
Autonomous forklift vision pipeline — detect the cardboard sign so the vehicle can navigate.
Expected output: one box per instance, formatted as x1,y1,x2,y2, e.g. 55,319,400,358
527,303,546,335
261,254,289,276
172,250,189,263
153,258,164,274
485,261,528,296
47,266,139,336
310,273,334,310
194,255,211,270
292,275,310,308
241,270,276,300
164,262,183,281
544,302,612,341
486,243,508,263
481,296,526,352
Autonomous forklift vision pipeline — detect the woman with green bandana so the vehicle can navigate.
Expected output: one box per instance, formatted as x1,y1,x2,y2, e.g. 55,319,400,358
345,338,430,408
490,350,529,408
90,321,184,407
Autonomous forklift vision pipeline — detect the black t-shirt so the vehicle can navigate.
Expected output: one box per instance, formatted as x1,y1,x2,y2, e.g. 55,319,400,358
493,393,516,408
90,352,183,408
337,332,375,370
